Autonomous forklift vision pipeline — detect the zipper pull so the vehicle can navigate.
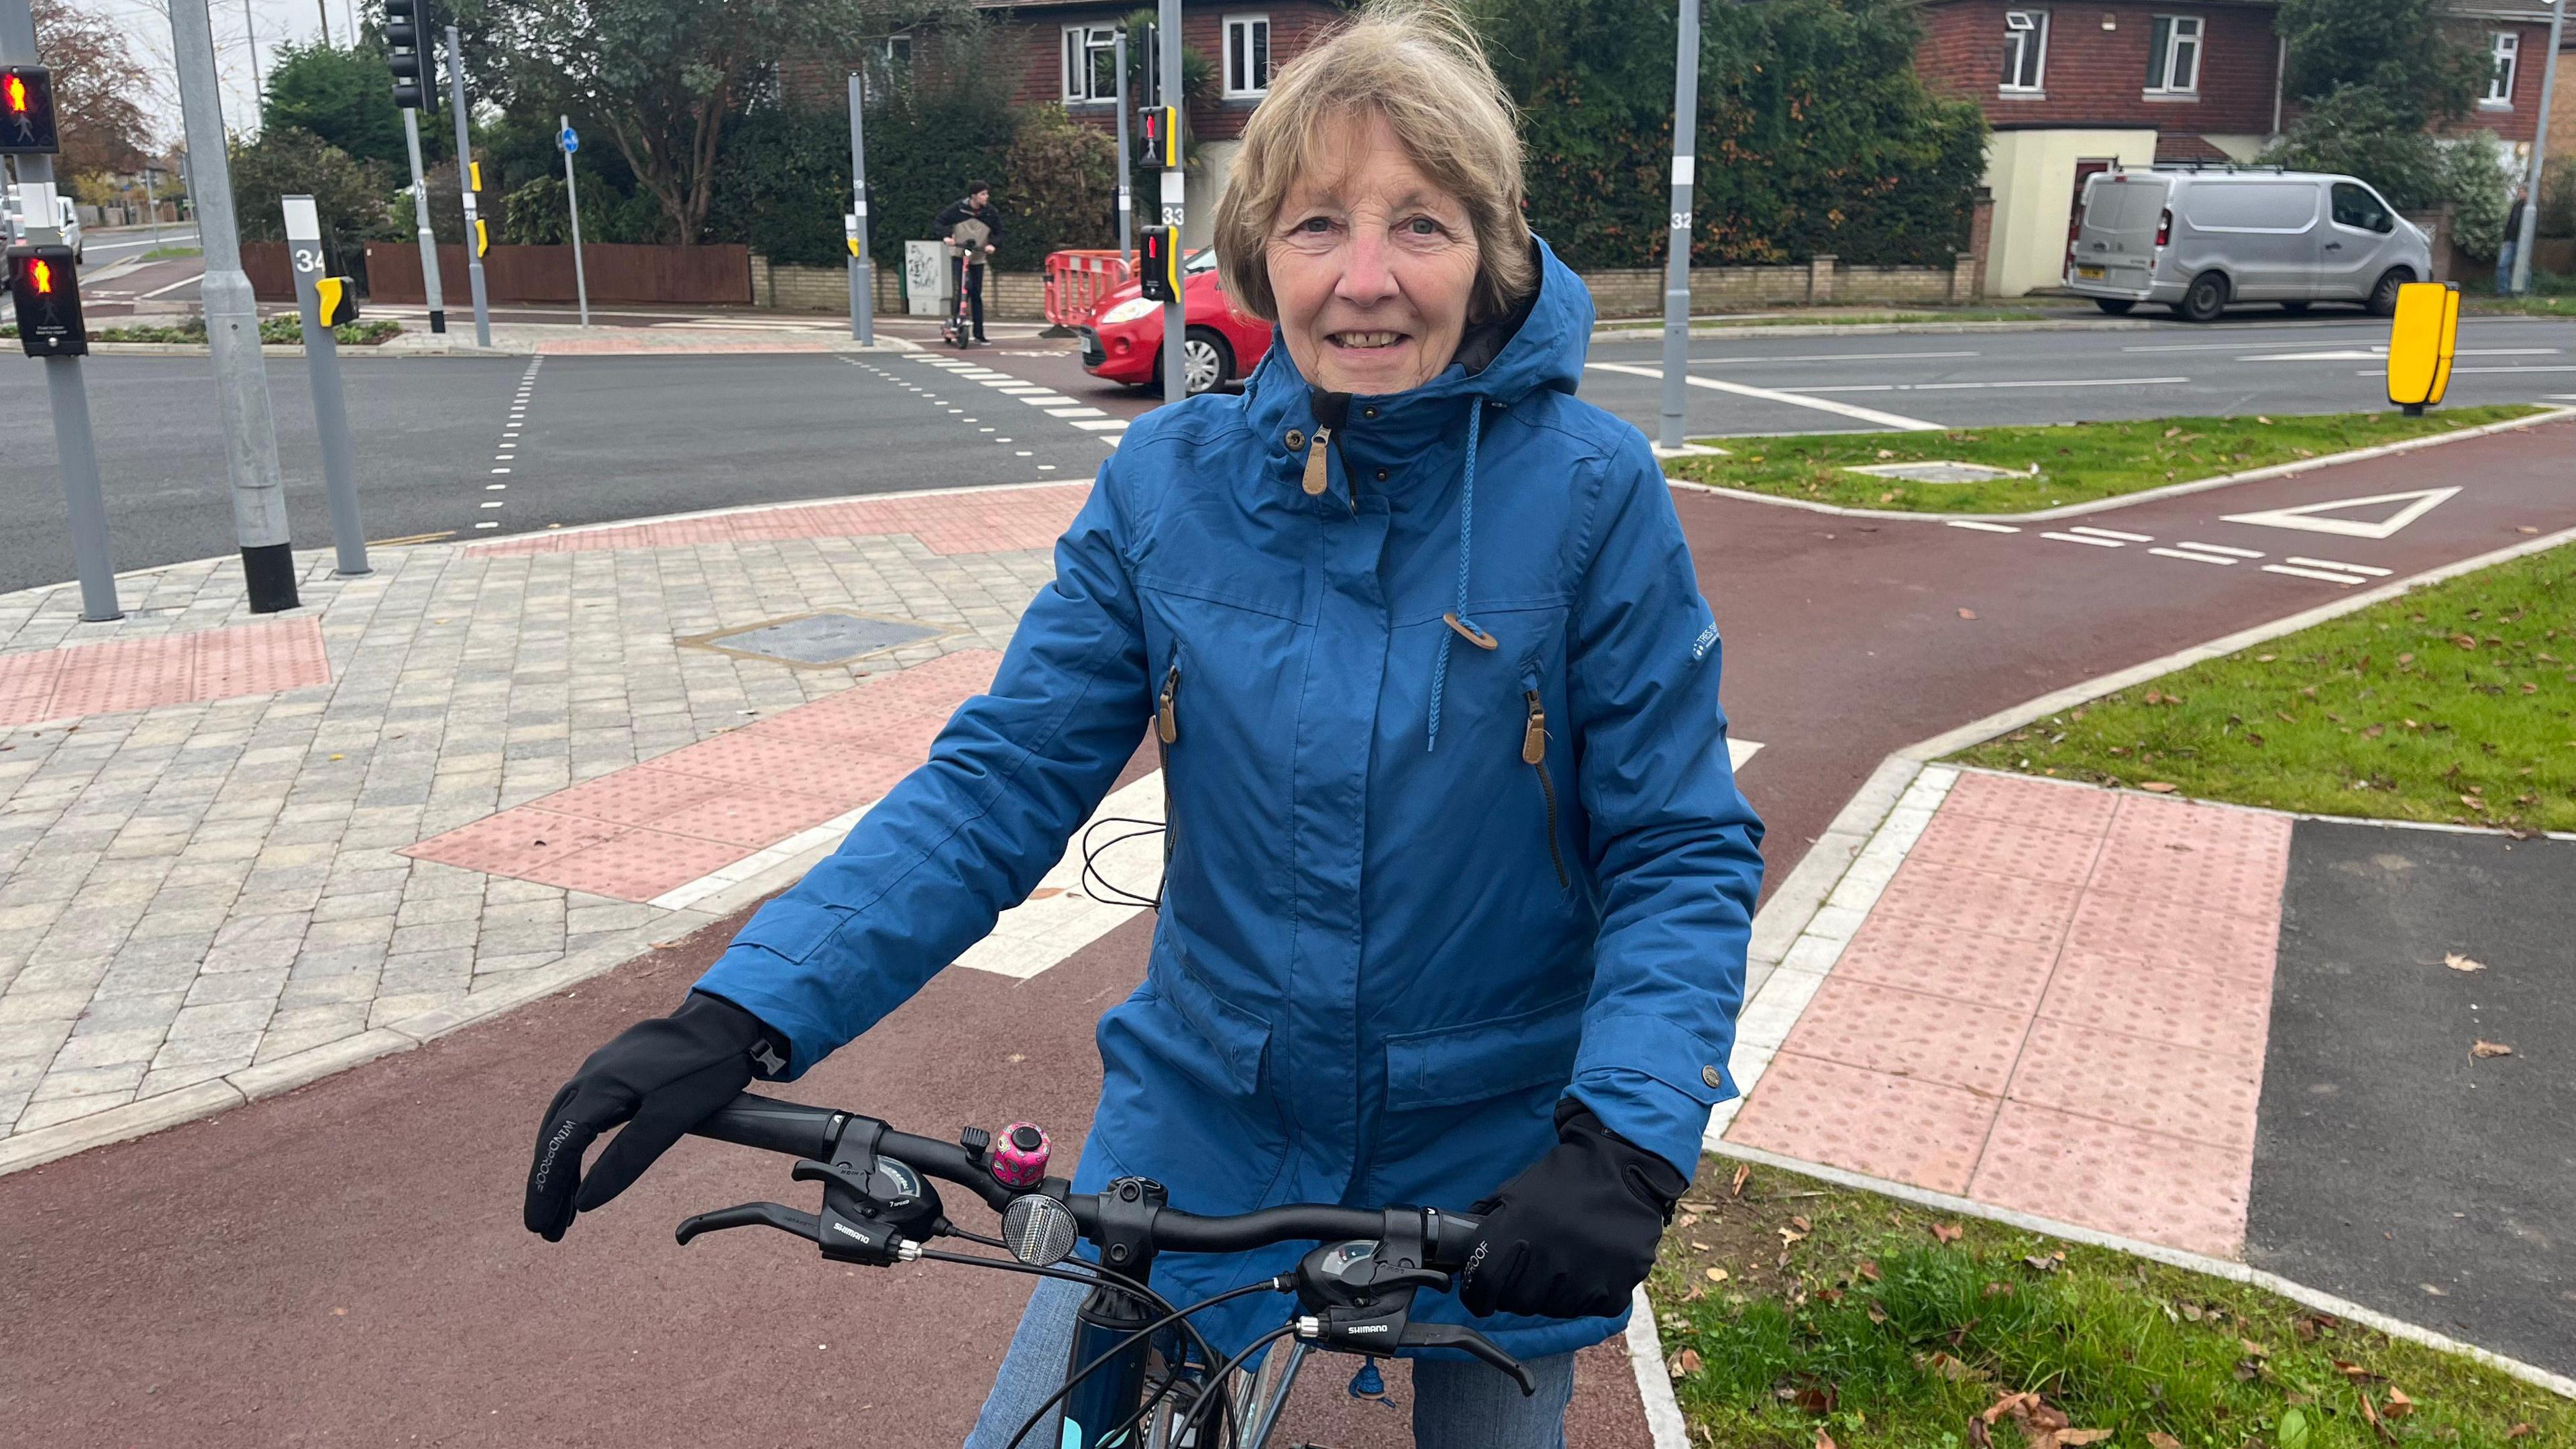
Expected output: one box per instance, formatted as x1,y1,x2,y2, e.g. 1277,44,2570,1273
1521,690,1546,765
1157,663,1182,744
1301,427,1332,496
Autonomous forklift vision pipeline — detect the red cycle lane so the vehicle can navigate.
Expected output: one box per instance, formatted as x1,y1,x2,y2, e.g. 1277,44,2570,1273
1,419,2569,1448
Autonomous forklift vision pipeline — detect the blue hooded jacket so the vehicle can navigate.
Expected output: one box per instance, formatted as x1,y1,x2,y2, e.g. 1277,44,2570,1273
696,237,1765,1363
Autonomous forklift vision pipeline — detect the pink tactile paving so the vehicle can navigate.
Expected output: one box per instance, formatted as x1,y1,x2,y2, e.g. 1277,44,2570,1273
1866,859,2081,946
0,616,331,727
1778,977,2028,1097
1968,1102,2253,1258
1725,1052,1995,1195
2004,1017,2265,1152
1832,916,2064,1015
1937,770,2123,835
402,649,1005,902
1729,772,2295,1257
474,486,1088,559
1907,808,2106,888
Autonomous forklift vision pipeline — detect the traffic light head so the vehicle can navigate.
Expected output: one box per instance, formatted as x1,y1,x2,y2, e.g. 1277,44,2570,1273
7,245,87,356
1138,227,1181,303
1,66,60,156
384,0,426,109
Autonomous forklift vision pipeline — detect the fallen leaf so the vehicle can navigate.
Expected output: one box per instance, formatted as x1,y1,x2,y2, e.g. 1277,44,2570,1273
1857,1260,1882,1282
2057,1432,2113,1446
2383,1387,2414,1418
2279,1405,2314,1449
2180,1302,2204,1321
1794,1385,1837,1413
1705,1267,1730,1283
2472,1040,2514,1059
1778,1226,1809,1247
1968,1416,1994,1449
1816,1430,1837,1449
1924,1351,1975,1381
1791,1215,1812,1232
2241,1337,2270,1358
1959,607,1978,620
2445,953,2486,972
1866,1301,1889,1324
1931,1222,1964,1244
2139,782,2178,793
2507,1424,2535,1440
2357,1389,2396,1444
2148,1435,2184,1449
2257,415,2273,424
331,1307,347,1316
1982,1392,2041,1425
1730,1164,1751,1197
2257,653,2277,662
650,939,685,950
2023,1252,2063,1273
1667,1348,1702,1379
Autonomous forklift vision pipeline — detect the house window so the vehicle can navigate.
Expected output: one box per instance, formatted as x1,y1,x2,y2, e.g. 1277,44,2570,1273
2146,15,2203,95
1063,25,1119,104
2002,10,2049,92
1225,15,1272,97
2485,32,2518,106
863,34,910,103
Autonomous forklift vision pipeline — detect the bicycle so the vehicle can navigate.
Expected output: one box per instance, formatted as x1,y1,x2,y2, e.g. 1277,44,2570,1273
675,1091,1536,1448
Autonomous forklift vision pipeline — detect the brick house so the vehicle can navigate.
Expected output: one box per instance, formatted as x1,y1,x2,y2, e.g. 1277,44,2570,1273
1908,1,2563,295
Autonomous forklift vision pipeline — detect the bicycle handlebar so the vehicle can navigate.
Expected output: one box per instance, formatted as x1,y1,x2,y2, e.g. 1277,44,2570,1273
686,1091,1484,1265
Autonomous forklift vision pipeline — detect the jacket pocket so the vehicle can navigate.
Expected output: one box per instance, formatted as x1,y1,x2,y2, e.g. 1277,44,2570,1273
1518,665,1570,890
1148,932,1271,1097
727,903,851,966
1383,993,1588,1111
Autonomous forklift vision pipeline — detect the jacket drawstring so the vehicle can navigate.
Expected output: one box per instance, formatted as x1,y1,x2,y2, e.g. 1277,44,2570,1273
1426,401,1486,753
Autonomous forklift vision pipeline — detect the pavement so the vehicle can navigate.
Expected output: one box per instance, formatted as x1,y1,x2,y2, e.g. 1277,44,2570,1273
1,347,2573,1438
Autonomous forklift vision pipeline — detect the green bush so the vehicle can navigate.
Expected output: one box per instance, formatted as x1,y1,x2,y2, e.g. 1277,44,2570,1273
1476,0,1988,268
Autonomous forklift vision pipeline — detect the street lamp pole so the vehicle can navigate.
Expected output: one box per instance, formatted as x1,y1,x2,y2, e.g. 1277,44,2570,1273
2510,0,2564,296
447,26,490,346
1658,0,1701,454
848,70,871,345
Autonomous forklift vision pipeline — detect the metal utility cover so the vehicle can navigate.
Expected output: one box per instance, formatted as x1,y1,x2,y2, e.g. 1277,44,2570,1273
1843,460,2031,484
700,611,943,666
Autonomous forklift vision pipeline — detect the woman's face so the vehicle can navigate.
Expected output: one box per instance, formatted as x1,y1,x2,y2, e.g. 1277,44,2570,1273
1265,113,1482,396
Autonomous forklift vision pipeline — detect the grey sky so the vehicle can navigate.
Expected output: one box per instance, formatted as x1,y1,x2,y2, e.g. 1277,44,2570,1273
103,0,356,149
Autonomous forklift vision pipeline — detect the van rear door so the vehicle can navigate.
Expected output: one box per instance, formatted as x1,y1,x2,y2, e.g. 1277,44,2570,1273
2071,172,2167,290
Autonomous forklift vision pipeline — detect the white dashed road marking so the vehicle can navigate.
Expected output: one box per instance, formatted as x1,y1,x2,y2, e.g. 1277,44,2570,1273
480,358,541,528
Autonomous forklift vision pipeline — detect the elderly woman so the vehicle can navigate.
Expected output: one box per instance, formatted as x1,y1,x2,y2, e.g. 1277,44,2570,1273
524,5,1762,1444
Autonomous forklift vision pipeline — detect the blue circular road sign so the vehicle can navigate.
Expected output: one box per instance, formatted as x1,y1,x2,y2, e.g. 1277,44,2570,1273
559,126,580,154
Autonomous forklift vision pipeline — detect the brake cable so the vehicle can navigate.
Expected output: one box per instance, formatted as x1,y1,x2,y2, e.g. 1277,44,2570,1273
1175,1325,1300,1447
1079,816,1167,910
1003,1277,1292,1449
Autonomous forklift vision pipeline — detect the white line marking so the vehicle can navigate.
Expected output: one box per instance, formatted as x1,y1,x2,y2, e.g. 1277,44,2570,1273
490,468,512,474
2222,486,2458,539
486,483,507,491
1585,361,1942,432
1044,407,1108,418
951,774,1168,978
2150,547,2235,564
1684,349,1981,365
2041,531,2125,547
2237,349,2386,362
474,521,499,529
2174,541,2263,557
2068,525,2153,542
2286,555,2392,576
1072,420,1130,432
2263,564,2367,584
1945,520,2022,534
1728,737,1763,770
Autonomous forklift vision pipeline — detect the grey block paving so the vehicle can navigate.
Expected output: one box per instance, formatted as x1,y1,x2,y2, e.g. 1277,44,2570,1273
0,505,1046,1145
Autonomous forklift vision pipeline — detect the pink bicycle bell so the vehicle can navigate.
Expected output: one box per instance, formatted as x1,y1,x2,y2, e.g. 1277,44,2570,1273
991,1121,1053,1188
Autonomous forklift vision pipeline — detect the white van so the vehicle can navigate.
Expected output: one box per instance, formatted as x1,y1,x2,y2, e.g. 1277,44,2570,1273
2065,166,2429,323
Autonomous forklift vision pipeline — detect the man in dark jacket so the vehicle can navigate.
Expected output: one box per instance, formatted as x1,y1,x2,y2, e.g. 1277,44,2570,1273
936,182,1002,342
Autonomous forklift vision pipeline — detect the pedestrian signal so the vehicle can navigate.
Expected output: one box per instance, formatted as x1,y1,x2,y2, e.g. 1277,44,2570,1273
384,0,427,109
2385,281,2459,415
315,276,359,327
1136,105,1179,170
7,244,87,356
474,218,490,258
1,66,57,154
1139,227,1181,303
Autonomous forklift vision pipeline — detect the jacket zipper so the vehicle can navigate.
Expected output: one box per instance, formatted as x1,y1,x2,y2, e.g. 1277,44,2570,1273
1520,676,1568,890
1157,657,1182,745
1301,427,1334,497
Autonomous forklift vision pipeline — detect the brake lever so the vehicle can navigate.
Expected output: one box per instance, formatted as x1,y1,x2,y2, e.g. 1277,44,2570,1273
1398,1322,1536,1397
675,1200,822,1248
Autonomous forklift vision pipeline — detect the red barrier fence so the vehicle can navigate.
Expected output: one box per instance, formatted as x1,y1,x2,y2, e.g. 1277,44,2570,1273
1044,249,1134,328
362,242,752,307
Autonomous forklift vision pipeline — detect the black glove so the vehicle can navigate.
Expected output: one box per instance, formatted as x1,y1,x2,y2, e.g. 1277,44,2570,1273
523,991,789,1241
1458,1099,1688,1320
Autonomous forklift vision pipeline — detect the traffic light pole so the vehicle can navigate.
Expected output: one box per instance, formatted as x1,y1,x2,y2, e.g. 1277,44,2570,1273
168,0,297,610
847,71,871,346
402,107,445,333
1657,0,1699,455
446,27,489,347
2,0,118,620
1157,0,1183,407
2510,0,2563,296
284,196,367,577
1114,28,1132,266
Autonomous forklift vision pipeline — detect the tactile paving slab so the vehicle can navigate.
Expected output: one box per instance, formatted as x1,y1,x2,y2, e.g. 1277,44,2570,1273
401,650,1003,903
0,616,331,727
1727,770,2292,1256
474,484,1087,559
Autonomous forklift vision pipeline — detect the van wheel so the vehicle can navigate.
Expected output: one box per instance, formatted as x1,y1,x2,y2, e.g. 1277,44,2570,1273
2366,268,2412,318
2094,299,2135,316
2178,272,2230,324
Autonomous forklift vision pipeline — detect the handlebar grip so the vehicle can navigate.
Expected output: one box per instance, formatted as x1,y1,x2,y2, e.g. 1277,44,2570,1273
690,1093,844,1160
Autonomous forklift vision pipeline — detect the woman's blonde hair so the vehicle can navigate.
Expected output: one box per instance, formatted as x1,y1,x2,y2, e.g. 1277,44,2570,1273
1212,0,1534,324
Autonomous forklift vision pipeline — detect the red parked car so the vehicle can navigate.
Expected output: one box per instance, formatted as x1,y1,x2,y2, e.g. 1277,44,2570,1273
1079,248,1274,395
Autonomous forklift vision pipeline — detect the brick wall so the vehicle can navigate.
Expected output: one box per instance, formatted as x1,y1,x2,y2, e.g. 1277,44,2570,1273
1002,0,1343,144
2440,20,2555,146
1919,1,2282,136
751,256,1056,319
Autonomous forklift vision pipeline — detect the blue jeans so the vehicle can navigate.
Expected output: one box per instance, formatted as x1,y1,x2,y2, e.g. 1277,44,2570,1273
963,1276,1576,1448
2496,240,2519,294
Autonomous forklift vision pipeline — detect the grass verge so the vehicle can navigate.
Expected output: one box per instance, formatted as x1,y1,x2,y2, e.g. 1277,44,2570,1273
1653,1160,2570,1449
1947,545,2576,833
2,318,404,346
1658,407,2546,515
136,245,203,262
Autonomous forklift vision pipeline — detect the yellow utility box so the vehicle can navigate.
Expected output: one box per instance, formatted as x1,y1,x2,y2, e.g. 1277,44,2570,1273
2385,280,2459,415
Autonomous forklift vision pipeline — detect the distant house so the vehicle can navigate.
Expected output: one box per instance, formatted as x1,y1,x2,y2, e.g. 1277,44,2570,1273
1907,1,2562,295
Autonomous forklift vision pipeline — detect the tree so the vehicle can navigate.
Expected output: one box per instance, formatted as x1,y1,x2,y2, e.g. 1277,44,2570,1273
2275,0,2482,122
1002,105,1118,261
262,41,410,172
29,0,157,176
471,0,972,246
2265,0,2506,228
229,126,395,275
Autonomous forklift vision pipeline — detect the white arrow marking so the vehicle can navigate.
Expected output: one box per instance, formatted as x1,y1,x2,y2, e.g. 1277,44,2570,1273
2221,486,2459,539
